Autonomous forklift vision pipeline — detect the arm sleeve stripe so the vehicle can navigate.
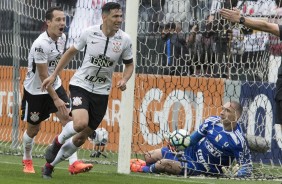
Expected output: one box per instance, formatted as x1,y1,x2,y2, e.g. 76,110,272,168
123,58,133,65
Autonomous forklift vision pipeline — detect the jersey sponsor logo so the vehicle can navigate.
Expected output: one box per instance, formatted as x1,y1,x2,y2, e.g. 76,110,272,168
35,47,44,53
90,54,113,67
112,41,122,53
205,139,223,157
30,112,40,122
85,75,107,84
196,149,210,171
72,97,82,106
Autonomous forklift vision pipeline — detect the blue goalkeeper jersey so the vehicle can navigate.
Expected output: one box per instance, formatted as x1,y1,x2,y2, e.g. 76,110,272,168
184,116,252,175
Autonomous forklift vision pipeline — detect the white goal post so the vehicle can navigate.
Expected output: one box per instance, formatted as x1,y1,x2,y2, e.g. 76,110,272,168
117,0,138,174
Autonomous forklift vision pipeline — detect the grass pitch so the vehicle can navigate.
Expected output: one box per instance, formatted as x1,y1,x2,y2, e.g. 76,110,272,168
0,154,281,184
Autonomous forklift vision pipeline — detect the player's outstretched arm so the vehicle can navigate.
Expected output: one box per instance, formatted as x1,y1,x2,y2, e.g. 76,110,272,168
189,131,204,147
220,8,280,37
41,46,79,91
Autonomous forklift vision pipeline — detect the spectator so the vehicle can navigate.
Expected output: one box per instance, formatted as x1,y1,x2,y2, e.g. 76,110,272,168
161,22,189,76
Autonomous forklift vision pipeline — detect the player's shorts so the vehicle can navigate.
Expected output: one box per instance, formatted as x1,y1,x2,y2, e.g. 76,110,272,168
275,78,282,124
69,85,108,130
161,147,197,175
21,86,69,125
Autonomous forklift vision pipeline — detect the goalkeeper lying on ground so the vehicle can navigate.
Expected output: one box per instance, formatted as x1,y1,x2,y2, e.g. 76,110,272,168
131,101,253,177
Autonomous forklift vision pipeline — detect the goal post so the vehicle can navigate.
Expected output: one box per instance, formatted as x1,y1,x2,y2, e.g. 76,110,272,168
11,0,20,149
117,0,138,174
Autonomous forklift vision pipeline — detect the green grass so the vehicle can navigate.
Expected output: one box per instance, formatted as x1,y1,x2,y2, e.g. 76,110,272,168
0,154,281,184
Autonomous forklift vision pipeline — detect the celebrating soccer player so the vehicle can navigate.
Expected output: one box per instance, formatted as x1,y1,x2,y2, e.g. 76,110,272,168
21,6,92,175
41,2,134,179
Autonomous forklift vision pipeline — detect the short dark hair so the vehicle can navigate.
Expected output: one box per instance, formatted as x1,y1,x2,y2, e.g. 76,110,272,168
164,22,176,30
45,6,63,21
102,2,121,14
230,101,243,118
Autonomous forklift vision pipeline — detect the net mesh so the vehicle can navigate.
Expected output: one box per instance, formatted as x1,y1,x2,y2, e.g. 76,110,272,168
0,0,282,180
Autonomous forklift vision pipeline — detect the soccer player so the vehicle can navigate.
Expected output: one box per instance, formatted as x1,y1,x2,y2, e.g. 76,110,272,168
21,6,92,174
219,7,282,129
132,101,252,177
41,2,134,179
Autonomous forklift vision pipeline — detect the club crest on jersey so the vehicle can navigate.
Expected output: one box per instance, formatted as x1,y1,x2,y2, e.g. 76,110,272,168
112,42,121,53
30,112,40,122
72,97,82,106
215,134,222,142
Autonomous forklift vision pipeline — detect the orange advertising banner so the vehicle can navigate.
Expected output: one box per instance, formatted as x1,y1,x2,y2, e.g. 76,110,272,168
0,67,225,152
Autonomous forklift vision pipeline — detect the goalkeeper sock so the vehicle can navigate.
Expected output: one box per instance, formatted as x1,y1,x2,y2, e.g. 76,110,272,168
141,166,150,173
150,164,156,173
142,164,156,173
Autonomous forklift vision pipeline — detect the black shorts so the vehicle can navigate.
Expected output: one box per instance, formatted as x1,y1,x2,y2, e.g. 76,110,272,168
275,78,282,124
69,85,108,130
21,86,69,125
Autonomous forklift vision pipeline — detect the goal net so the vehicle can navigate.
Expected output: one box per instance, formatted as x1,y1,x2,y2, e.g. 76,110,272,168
0,0,281,180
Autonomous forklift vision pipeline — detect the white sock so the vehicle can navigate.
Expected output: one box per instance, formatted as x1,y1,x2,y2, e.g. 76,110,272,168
68,151,78,165
58,121,77,144
22,131,34,160
51,138,78,167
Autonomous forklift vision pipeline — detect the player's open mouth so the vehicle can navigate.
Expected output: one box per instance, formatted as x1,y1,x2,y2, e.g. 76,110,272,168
59,28,64,32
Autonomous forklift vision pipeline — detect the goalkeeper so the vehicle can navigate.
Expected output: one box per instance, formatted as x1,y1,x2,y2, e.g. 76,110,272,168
132,101,252,177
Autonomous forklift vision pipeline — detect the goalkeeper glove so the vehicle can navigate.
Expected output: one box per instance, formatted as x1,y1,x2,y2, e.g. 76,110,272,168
222,162,252,177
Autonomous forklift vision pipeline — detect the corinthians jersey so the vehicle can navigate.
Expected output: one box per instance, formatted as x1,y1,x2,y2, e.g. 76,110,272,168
70,25,133,95
24,32,65,95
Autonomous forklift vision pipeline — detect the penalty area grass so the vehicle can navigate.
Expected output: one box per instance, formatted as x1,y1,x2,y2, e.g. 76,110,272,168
0,154,280,184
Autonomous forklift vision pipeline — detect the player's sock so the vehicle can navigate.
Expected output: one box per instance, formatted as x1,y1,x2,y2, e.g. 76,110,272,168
68,151,78,165
149,164,156,173
23,131,34,160
57,121,77,144
141,166,150,173
51,137,78,167
146,162,152,166
142,164,156,173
